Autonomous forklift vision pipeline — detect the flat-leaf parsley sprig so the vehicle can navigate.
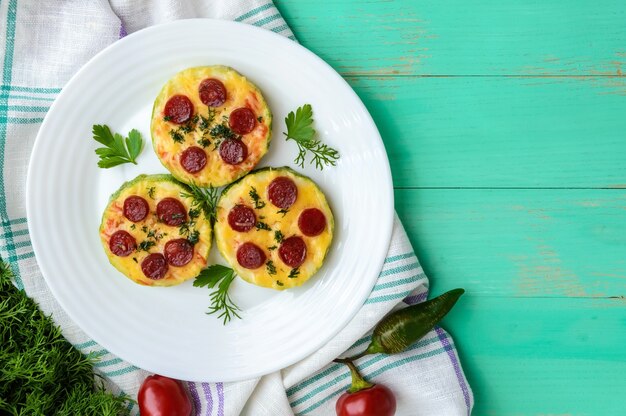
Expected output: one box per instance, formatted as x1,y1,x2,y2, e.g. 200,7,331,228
283,104,339,170
92,124,143,168
193,265,241,324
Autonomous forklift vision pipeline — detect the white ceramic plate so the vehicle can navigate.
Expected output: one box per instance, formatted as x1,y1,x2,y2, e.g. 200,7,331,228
26,19,393,382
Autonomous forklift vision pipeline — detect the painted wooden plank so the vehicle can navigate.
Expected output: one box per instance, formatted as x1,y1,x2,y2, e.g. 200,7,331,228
349,76,626,188
396,189,626,298
442,295,626,415
276,0,626,77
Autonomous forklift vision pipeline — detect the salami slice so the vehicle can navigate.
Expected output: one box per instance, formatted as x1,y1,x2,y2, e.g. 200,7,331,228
228,107,256,135
109,230,137,257
298,208,327,237
267,177,297,209
156,198,187,226
123,196,149,223
164,238,194,267
141,253,168,279
237,242,266,269
228,205,256,232
199,78,227,107
180,146,207,173
219,139,248,165
278,236,307,268
164,95,194,124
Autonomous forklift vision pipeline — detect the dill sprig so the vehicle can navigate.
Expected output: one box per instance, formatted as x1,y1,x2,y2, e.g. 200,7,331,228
249,186,266,209
180,183,219,224
0,261,131,414
193,265,241,325
283,104,340,170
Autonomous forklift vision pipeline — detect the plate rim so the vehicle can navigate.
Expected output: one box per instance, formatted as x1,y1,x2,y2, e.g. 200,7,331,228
26,18,395,382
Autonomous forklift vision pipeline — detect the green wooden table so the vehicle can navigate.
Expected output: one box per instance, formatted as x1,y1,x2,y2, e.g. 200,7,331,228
275,1,626,414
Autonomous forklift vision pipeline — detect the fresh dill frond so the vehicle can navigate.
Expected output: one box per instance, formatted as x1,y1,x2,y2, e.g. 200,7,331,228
180,183,219,224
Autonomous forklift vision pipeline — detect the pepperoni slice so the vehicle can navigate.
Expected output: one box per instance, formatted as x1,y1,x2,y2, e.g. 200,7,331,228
156,198,187,226
229,107,256,135
164,95,194,124
164,239,194,267
180,146,207,173
278,236,307,268
141,253,168,280
298,208,327,237
228,205,256,232
237,242,266,269
219,139,248,165
267,177,297,209
123,196,149,222
199,78,227,107
109,230,137,257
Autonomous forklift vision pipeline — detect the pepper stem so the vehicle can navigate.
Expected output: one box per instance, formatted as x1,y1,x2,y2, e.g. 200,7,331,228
345,360,374,393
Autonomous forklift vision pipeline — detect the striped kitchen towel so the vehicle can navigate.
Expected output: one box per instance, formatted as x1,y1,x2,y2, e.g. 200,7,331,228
0,0,473,415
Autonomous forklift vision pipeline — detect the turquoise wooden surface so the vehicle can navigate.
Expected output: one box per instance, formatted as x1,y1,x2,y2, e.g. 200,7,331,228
275,0,626,414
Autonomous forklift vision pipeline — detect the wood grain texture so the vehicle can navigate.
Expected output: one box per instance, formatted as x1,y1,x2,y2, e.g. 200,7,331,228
396,189,626,298
274,0,626,414
276,0,626,77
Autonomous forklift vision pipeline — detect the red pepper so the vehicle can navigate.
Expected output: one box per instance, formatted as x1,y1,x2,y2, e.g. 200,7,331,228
138,374,193,416
335,361,396,416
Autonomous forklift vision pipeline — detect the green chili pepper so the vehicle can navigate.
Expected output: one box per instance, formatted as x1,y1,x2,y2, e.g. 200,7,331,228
364,288,465,356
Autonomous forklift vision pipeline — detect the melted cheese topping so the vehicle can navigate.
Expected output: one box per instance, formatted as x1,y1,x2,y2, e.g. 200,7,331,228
100,175,212,287
151,66,272,187
215,168,334,290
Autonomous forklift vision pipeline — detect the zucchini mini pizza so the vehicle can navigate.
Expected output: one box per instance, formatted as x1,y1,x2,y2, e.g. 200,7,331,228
100,174,212,286
214,167,334,290
151,66,272,187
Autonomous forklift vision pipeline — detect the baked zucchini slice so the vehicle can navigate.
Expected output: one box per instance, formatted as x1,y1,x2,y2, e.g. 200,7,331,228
151,66,272,187
214,167,334,290
100,174,212,286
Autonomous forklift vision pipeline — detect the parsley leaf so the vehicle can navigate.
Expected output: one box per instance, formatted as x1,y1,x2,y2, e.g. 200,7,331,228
193,265,241,324
92,125,143,168
284,104,340,170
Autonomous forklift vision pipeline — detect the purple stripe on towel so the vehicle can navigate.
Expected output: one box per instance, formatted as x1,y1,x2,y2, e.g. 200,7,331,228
403,291,428,305
216,382,225,416
201,383,213,415
435,327,471,415
119,22,127,39
187,382,202,415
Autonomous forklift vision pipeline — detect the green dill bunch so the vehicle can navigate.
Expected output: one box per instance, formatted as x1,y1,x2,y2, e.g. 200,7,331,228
0,261,130,415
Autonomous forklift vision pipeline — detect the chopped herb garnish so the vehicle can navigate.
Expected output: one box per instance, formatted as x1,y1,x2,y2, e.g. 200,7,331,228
189,208,200,220
198,138,211,148
210,123,239,142
284,104,339,170
169,129,184,144
147,187,155,199
137,240,156,252
256,221,271,231
277,209,289,217
193,265,241,325
266,260,277,275
92,124,143,168
132,257,138,263
274,230,284,243
188,230,200,245
268,245,278,251
163,115,172,122
141,225,148,233
288,268,300,279
130,224,136,230
257,116,263,123
249,186,266,209
276,280,284,287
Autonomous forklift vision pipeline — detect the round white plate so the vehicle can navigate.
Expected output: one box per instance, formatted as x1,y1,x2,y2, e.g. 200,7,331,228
26,19,393,382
